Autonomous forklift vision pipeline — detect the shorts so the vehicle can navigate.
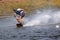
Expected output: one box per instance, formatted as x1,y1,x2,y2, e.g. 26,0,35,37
15,15,23,19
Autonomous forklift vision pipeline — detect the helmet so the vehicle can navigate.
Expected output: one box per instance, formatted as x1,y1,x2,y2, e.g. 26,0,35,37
17,8,22,11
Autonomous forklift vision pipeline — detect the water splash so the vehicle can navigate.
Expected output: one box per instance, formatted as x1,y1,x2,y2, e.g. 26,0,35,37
23,8,60,26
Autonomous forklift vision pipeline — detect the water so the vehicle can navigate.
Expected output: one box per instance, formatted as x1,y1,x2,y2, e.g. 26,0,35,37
0,8,60,40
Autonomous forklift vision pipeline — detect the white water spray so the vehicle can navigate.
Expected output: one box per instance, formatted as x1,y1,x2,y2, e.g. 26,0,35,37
23,8,60,26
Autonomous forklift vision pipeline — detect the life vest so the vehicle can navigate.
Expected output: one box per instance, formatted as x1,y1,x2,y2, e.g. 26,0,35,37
15,10,25,18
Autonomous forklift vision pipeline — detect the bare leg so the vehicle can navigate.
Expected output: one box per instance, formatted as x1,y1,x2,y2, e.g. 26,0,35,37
16,16,22,24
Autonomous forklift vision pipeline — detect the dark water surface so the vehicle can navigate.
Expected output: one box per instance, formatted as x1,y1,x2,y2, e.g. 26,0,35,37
0,8,60,40
0,17,60,40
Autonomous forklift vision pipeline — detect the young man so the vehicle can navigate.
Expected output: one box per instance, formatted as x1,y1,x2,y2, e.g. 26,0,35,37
13,8,25,24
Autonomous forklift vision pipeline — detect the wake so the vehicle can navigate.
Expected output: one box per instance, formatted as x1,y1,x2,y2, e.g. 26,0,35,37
23,8,60,26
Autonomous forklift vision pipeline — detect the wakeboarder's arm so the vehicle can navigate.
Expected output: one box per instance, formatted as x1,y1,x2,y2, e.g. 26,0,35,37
14,13,16,17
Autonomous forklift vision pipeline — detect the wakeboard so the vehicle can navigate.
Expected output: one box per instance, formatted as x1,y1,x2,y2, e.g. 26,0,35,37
16,23,23,27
